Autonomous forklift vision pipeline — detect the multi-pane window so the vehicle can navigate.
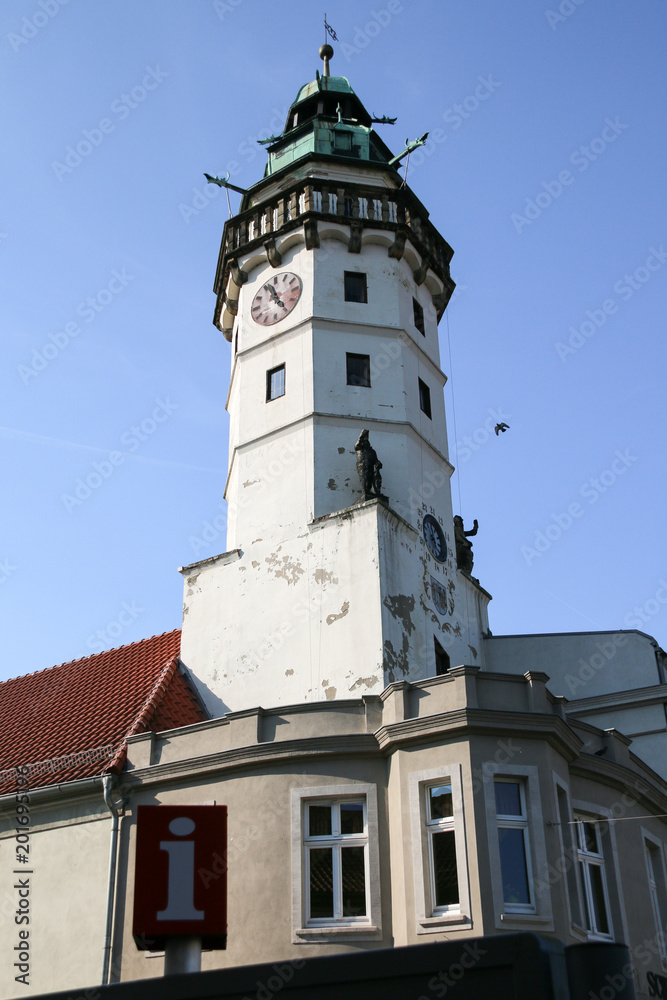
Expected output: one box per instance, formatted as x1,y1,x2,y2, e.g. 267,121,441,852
425,783,459,911
494,779,533,911
266,364,285,401
304,800,368,924
346,353,371,388
574,818,612,937
413,298,425,335
419,378,432,419
344,271,367,303
409,764,470,931
645,838,667,959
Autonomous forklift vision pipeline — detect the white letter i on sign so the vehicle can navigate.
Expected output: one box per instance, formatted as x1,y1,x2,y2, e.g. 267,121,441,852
156,817,205,921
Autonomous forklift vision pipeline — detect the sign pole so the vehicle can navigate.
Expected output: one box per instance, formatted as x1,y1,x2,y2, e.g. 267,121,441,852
164,935,202,975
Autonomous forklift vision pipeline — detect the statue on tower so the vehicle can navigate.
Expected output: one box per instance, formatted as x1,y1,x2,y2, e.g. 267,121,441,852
454,515,478,573
355,429,385,502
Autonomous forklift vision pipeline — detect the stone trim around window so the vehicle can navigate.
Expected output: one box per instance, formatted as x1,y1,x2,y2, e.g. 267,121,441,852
409,763,471,934
642,827,667,970
483,763,554,932
291,783,382,943
570,798,629,946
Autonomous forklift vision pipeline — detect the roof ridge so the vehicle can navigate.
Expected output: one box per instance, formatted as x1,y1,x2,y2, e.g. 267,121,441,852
104,655,180,774
0,628,181,686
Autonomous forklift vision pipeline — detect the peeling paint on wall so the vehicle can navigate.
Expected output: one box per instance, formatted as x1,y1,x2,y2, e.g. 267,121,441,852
265,550,305,586
314,568,338,586
468,644,478,660
327,478,338,490
383,594,416,635
321,680,337,700
285,668,294,676
337,447,346,454
383,634,409,682
326,601,349,625
348,675,379,692
243,479,260,488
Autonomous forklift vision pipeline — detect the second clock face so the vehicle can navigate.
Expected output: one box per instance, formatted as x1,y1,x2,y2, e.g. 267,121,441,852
423,514,447,563
250,272,302,326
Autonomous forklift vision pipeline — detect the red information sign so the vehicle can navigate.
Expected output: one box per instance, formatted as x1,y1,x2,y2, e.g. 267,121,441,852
132,804,227,950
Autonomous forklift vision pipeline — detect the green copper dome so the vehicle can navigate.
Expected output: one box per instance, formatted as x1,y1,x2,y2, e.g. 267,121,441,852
262,70,392,177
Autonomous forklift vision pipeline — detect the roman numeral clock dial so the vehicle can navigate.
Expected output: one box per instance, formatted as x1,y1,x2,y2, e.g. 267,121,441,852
250,271,302,326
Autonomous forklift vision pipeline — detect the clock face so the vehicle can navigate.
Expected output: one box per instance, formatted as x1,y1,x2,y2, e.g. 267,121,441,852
423,514,447,563
250,272,302,326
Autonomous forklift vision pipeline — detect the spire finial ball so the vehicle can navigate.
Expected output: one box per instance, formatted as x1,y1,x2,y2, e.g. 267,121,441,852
319,44,334,61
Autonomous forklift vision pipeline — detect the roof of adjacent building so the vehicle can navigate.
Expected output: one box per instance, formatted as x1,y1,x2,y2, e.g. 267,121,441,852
0,629,207,795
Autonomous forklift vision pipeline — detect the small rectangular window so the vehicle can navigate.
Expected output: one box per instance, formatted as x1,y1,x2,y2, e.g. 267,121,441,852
575,817,612,937
346,353,371,388
409,764,470,932
426,783,459,911
413,298,425,335
304,799,368,923
334,131,352,151
495,779,533,911
344,271,367,303
266,364,285,401
419,378,432,419
434,637,450,676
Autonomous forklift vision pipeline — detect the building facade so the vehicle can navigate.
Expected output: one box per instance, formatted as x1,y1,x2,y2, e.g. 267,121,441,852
1,47,667,1000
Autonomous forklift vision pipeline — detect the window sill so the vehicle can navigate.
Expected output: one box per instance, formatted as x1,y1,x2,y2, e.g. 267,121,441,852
294,924,381,942
500,913,554,929
418,914,471,934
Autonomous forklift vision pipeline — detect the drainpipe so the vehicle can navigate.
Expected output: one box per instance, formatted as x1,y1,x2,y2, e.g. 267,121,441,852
101,774,126,985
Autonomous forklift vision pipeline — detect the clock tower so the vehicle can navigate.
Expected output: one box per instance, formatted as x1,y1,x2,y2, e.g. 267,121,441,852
180,47,491,717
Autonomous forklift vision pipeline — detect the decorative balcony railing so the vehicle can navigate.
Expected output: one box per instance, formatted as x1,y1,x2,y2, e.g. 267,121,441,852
213,177,455,331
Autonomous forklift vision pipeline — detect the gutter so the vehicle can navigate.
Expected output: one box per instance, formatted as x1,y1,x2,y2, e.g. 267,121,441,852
101,774,126,986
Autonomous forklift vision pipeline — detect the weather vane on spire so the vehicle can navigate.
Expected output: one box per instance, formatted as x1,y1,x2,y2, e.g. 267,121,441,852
324,14,338,43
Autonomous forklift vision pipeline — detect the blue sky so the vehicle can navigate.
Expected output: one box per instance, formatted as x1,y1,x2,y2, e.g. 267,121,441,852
2,0,666,682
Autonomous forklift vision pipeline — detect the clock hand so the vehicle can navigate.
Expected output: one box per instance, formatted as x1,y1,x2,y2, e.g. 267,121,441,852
264,283,285,309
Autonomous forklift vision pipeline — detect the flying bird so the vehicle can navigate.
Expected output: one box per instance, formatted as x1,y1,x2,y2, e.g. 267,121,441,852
494,423,510,435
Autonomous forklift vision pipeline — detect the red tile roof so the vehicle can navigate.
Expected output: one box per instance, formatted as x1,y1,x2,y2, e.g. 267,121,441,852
0,629,207,794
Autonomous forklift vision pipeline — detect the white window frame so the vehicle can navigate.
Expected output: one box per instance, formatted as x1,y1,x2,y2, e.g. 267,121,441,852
571,798,628,945
573,813,614,940
483,763,553,931
291,783,381,942
643,829,667,966
495,778,534,913
409,764,470,932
